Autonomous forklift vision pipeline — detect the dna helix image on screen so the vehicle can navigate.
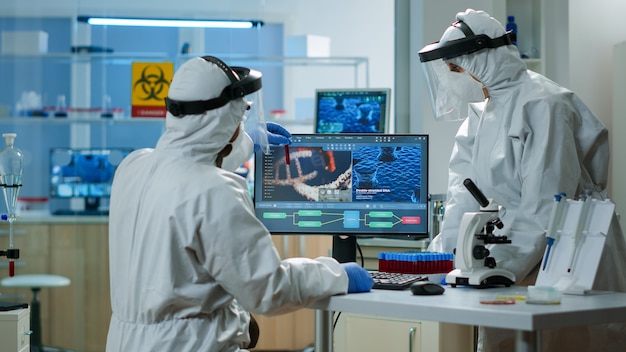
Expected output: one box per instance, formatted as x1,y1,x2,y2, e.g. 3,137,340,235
254,134,429,237
314,89,391,134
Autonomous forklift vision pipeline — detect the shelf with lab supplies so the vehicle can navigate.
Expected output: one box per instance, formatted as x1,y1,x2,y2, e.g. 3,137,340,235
177,54,371,89
0,51,172,123
0,52,169,64
0,116,167,123
177,54,369,68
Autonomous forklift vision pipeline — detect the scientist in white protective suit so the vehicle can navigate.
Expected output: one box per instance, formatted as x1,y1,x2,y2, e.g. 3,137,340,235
419,9,626,352
106,55,373,352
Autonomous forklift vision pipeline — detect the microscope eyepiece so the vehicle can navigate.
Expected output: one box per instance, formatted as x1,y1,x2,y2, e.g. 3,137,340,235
463,178,489,207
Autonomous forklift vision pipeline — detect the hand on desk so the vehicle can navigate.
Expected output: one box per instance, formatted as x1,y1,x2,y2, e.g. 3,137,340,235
341,262,374,293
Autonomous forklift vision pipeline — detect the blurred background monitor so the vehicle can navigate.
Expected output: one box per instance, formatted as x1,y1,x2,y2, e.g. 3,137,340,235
50,147,132,215
314,88,391,134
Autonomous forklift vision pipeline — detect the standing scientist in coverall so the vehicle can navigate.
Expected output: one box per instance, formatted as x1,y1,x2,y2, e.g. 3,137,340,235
419,9,626,352
106,56,373,351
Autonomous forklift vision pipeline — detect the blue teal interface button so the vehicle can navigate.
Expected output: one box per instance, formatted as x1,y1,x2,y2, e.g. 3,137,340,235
344,211,360,228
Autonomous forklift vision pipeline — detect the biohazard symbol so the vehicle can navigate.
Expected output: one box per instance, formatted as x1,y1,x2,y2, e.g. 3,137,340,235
133,65,170,102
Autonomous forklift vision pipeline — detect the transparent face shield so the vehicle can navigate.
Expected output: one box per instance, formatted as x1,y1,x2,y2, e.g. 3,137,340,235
243,88,269,154
418,20,514,121
421,58,485,121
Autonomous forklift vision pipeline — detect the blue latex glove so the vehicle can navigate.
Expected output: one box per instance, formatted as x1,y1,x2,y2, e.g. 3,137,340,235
266,121,292,146
341,262,374,293
250,121,292,152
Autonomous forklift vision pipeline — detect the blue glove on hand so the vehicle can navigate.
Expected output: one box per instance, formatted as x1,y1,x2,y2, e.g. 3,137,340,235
341,262,374,293
266,121,292,146
250,121,292,152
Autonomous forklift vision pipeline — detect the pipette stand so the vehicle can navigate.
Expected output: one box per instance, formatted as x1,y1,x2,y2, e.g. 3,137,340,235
536,198,614,295
446,206,516,288
0,133,24,277
0,214,20,277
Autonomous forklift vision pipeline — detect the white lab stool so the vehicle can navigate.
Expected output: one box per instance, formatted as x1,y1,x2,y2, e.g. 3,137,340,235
1,274,71,352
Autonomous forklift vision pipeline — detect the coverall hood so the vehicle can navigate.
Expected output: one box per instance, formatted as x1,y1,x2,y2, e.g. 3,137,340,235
442,9,527,93
426,9,625,352
156,57,248,164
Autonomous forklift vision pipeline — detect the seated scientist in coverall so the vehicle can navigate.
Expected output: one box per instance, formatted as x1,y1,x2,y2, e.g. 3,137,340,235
106,56,373,352
419,9,626,352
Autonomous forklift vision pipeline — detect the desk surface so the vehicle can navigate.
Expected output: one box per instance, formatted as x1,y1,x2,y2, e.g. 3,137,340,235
309,286,626,331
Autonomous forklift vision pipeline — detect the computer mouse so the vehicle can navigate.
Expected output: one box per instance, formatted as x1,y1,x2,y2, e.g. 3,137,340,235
410,281,445,295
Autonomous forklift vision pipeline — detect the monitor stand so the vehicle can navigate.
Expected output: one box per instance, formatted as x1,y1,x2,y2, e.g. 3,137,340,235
332,235,357,263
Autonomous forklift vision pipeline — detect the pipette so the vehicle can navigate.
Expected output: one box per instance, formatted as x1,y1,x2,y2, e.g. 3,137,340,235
567,191,593,273
542,192,566,271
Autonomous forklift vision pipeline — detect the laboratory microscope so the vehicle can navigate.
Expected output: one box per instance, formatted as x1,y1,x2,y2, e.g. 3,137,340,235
446,178,516,288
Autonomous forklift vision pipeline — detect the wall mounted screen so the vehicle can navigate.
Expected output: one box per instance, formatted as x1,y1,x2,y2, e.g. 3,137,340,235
314,88,391,134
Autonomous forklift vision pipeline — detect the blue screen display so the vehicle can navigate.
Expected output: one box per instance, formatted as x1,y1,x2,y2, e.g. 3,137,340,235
314,89,391,134
254,134,428,237
50,148,132,199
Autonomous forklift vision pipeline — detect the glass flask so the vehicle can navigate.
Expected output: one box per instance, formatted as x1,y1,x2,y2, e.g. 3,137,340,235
0,133,24,216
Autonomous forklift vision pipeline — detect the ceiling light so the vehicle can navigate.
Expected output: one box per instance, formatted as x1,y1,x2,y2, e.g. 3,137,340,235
77,16,263,29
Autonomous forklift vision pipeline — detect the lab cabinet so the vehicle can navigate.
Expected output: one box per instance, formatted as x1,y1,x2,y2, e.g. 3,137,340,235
334,240,473,352
253,235,333,350
3,212,360,351
0,220,110,352
334,313,474,352
0,221,334,352
0,308,30,352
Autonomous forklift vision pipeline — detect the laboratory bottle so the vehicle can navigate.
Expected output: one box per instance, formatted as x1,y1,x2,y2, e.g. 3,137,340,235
55,94,68,117
506,16,518,46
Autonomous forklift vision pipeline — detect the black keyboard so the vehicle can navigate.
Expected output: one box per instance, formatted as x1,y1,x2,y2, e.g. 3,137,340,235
370,272,427,290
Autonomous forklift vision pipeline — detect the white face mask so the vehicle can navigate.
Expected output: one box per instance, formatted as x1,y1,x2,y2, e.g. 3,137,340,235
221,125,254,172
423,58,485,121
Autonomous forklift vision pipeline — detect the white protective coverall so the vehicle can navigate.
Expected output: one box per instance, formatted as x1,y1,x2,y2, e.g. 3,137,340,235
426,9,626,352
106,57,348,352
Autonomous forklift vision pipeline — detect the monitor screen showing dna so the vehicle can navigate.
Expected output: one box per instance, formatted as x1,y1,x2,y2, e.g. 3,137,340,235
253,134,429,237
314,88,391,134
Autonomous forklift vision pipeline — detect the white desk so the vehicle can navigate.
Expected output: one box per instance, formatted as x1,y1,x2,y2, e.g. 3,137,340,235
309,287,626,352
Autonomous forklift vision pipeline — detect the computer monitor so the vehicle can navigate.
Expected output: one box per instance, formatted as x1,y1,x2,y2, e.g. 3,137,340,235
314,88,391,134
254,134,428,260
50,147,133,214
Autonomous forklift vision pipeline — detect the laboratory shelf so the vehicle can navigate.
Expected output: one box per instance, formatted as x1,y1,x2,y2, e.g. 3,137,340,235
178,54,368,66
177,54,370,87
0,52,170,64
0,117,165,124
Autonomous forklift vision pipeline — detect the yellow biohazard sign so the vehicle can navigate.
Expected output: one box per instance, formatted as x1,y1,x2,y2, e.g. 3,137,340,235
131,62,174,118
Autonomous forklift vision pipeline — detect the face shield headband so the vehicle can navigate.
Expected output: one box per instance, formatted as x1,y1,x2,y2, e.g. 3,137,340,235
164,56,263,117
418,21,514,63
418,21,514,121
